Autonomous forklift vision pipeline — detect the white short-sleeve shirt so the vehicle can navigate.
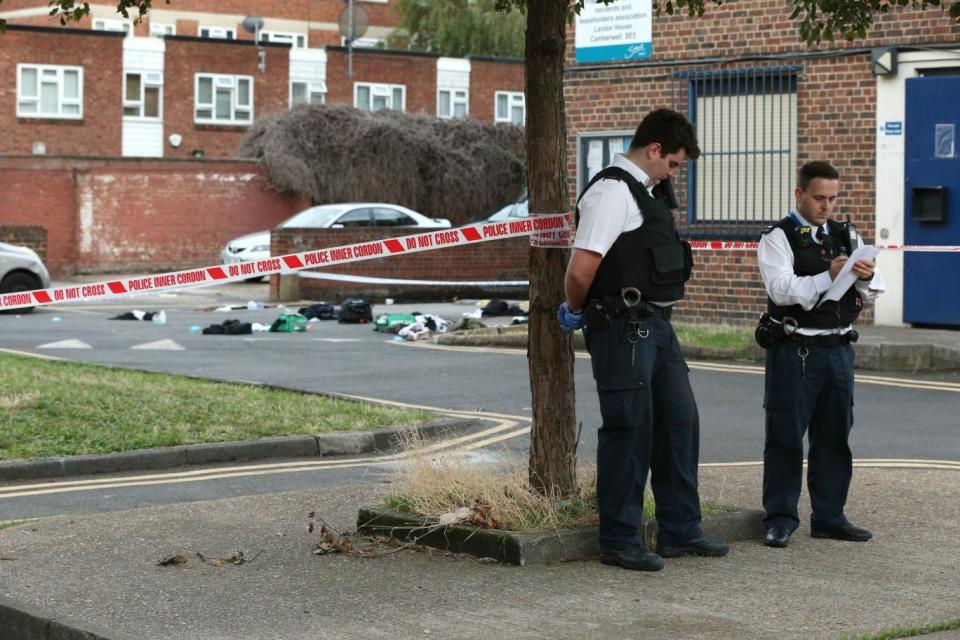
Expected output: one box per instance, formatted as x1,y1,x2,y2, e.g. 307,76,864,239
573,154,652,257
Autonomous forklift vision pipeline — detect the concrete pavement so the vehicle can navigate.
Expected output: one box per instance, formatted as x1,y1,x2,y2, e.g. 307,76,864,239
1,465,958,640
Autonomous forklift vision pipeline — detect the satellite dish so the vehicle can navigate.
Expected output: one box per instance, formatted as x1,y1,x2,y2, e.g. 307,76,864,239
338,5,369,43
242,16,264,34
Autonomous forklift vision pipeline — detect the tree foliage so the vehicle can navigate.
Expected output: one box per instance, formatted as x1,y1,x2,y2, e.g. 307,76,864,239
237,105,526,224
387,0,526,58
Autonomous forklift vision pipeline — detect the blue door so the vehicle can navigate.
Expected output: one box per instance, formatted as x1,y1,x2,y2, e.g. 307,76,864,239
904,76,960,326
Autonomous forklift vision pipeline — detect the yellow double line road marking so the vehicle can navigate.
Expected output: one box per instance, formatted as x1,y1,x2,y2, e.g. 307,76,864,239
0,406,532,499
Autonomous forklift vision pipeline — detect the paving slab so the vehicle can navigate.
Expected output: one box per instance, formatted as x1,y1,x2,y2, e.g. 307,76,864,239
2,466,958,640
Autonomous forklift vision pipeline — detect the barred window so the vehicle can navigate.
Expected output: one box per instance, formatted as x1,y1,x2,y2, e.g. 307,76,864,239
678,67,799,237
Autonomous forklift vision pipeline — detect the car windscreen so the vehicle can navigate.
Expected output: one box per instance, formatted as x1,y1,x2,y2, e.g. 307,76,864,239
280,206,345,228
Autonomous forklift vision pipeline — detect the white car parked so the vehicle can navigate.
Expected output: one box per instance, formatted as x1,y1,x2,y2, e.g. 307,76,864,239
220,203,452,267
484,192,528,222
0,242,52,314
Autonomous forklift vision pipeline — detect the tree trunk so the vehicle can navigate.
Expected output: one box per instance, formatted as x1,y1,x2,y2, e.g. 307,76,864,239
525,0,578,497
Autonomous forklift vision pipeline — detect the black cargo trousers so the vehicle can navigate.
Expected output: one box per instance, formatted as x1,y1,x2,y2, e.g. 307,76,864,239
584,314,704,554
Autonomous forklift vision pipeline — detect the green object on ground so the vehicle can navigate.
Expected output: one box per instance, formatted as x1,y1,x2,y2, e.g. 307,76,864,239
374,313,418,332
270,313,308,332
0,353,431,461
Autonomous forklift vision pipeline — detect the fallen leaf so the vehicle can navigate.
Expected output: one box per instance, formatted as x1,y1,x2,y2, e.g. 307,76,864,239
158,555,187,567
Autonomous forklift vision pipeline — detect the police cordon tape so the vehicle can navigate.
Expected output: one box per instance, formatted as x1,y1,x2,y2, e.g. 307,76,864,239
3,212,959,312
0,214,573,312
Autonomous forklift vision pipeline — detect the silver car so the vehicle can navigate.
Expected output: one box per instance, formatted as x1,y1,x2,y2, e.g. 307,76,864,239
0,242,52,314
220,203,452,268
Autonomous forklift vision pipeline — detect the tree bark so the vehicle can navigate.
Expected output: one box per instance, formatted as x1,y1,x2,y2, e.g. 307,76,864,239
525,0,578,497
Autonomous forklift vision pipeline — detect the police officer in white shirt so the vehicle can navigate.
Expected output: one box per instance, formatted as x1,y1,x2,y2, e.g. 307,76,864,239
557,109,728,571
757,160,885,548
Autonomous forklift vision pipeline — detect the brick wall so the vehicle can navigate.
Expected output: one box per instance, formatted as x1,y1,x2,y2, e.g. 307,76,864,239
325,47,438,115
563,0,960,325
271,227,529,302
163,37,291,158
0,225,48,262
0,156,310,275
468,57,525,123
0,26,124,156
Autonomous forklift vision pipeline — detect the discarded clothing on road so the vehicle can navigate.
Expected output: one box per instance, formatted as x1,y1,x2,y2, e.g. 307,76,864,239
337,299,373,324
449,318,487,332
298,303,337,320
110,310,158,321
481,299,528,317
202,319,253,335
269,313,308,332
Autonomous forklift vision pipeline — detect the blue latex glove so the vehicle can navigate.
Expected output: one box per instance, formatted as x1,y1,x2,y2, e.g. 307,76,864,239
557,301,585,333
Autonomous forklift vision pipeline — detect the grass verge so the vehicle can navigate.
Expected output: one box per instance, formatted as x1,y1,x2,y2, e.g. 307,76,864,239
674,323,752,351
837,619,960,640
0,353,432,461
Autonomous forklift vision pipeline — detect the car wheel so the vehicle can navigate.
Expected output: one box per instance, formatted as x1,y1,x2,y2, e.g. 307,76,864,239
0,272,42,314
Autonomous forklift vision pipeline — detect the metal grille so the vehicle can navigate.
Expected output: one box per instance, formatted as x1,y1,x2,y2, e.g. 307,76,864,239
672,66,801,239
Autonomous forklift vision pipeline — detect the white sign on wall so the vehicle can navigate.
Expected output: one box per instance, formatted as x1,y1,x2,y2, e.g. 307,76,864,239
574,0,653,64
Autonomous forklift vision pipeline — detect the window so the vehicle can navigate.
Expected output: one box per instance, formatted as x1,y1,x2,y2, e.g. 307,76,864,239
194,74,253,124
290,81,326,106
261,31,306,48
438,89,468,119
341,36,386,48
684,67,798,234
123,72,162,119
355,83,405,112
577,132,633,192
373,207,416,227
150,23,175,37
495,91,524,125
93,18,131,35
199,26,235,39
17,64,83,119
334,209,374,227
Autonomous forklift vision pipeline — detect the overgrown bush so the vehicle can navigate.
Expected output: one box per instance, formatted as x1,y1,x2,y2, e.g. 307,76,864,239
237,105,526,225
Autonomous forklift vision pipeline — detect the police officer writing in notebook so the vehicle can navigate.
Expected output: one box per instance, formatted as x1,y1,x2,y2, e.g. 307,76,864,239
757,160,885,548
557,109,728,572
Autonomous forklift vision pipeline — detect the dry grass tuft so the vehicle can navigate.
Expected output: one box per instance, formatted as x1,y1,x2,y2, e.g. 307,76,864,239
236,104,527,226
385,430,601,533
0,390,40,411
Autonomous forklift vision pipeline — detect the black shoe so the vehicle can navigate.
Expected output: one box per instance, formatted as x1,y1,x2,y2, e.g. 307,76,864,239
656,536,729,558
810,522,872,542
600,546,665,572
764,526,791,548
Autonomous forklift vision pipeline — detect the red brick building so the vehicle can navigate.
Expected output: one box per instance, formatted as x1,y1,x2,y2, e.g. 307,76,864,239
566,1,960,326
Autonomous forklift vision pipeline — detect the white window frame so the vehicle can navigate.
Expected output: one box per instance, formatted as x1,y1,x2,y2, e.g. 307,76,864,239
123,72,163,120
495,91,525,125
198,26,235,40
290,80,326,107
149,22,175,37
261,31,306,48
341,36,385,48
354,82,405,112
194,73,254,125
438,88,468,119
93,18,131,35
16,64,83,120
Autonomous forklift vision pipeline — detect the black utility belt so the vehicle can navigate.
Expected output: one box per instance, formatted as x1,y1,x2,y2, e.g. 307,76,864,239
585,288,672,330
786,332,858,348
754,312,857,349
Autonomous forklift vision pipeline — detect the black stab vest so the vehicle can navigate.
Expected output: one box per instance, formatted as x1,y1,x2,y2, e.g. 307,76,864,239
576,167,693,303
764,216,863,329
